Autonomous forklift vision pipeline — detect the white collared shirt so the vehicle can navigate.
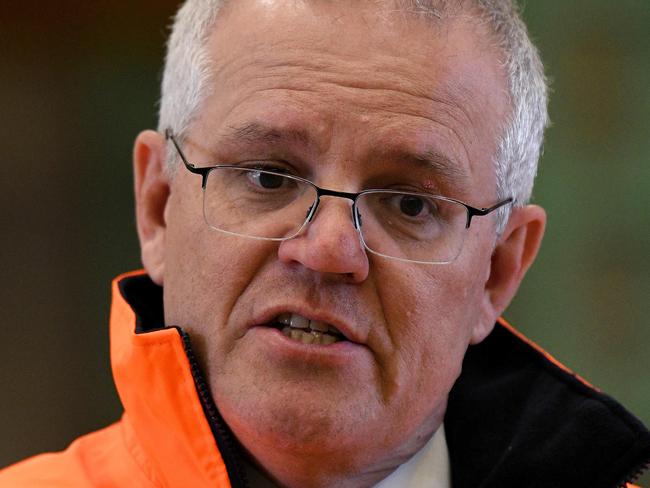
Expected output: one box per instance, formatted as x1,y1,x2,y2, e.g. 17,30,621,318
373,424,451,488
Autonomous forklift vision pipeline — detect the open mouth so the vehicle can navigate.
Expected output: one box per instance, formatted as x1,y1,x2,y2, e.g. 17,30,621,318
267,312,347,345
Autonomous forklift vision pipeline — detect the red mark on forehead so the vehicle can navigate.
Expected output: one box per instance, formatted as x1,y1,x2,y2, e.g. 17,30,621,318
423,179,436,190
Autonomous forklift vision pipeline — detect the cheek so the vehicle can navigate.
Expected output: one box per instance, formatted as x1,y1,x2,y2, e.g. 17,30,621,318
162,188,263,352
372,258,487,405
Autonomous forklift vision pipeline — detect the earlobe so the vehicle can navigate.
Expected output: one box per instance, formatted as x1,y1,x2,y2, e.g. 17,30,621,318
133,130,170,285
471,205,546,345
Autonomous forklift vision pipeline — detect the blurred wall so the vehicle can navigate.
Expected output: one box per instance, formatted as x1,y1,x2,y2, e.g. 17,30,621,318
1,0,648,482
0,0,178,466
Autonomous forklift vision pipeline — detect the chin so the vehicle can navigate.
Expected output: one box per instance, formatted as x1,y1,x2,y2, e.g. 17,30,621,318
222,387,378,454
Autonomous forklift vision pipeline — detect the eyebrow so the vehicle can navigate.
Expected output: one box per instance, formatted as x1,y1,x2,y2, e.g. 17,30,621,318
218,122,469,188
386,147,471,190
221,122,313,149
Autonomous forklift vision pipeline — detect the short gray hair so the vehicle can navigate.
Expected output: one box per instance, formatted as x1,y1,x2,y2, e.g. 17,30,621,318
158,0,549,233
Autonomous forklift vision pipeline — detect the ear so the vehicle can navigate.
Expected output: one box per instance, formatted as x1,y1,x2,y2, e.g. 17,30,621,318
133,130,170,286
471,204,546,345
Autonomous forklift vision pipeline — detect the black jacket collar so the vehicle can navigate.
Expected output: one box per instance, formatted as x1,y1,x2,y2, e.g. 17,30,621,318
447,322,650,487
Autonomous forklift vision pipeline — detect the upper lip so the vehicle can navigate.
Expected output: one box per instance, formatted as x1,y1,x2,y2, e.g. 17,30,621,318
249,305,366,345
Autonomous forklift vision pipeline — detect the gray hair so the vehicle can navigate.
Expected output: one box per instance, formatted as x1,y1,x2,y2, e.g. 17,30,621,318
158,0,549,233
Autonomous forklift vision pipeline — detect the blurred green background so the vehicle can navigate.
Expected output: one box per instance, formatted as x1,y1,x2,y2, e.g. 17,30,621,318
1,0,648,483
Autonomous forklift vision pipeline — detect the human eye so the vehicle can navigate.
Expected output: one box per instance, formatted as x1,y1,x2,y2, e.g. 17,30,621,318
247,168,288,190
361,191,445,243
234,162,296,191
387,192,439,221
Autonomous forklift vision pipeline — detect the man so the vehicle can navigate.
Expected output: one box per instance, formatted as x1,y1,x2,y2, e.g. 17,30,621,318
2,0,649,486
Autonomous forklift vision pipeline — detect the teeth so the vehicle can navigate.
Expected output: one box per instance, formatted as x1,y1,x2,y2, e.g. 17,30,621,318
310,320,329,332
275,313,344,345
281,326,341,345
290,329,302,341
277,313,292,326
322,335,337,345
289,314,309,329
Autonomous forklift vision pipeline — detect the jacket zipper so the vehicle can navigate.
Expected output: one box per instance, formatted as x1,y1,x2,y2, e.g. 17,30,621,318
180,329,250,488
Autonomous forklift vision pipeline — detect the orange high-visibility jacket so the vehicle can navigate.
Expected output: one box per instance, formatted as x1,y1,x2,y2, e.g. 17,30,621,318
1,270,649,487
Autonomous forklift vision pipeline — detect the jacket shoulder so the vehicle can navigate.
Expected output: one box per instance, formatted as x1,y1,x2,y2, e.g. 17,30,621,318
446,321,650,487
0,420,155,487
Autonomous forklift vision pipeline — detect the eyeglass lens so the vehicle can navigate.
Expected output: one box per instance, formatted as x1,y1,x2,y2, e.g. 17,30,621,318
203,167,468,264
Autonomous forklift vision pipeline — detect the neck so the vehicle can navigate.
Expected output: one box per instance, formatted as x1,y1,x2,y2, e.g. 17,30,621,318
235,414,444,488
242,450,403,488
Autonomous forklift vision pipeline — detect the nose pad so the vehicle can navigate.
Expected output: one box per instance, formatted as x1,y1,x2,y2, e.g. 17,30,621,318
305,199,320,222
308,198,361,234
278,195,369,281
352,205,362,229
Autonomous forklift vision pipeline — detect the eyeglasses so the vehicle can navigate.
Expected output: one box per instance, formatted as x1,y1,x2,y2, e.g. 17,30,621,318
165,129,513,264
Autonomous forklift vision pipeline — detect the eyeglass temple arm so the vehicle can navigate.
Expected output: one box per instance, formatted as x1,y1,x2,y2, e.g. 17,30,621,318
465,197,514,228
164,128,206,177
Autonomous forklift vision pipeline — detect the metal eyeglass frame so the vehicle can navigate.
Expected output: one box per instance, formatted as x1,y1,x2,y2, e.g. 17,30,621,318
165,128,514,264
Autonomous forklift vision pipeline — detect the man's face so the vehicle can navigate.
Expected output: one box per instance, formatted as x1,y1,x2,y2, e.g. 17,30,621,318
160,0,508,478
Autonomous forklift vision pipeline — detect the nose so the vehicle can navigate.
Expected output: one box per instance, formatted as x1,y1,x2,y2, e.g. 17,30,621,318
277,197,369,282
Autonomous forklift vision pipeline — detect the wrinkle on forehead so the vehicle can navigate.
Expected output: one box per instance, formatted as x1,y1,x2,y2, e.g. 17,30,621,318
211,47,481,145
210,9,502,119
200,0,508,196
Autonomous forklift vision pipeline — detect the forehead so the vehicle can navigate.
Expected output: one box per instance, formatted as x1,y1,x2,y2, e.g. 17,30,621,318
193,0,508,195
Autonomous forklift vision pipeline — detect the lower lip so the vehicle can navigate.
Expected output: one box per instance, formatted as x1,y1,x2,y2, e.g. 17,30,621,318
248,326,369,366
